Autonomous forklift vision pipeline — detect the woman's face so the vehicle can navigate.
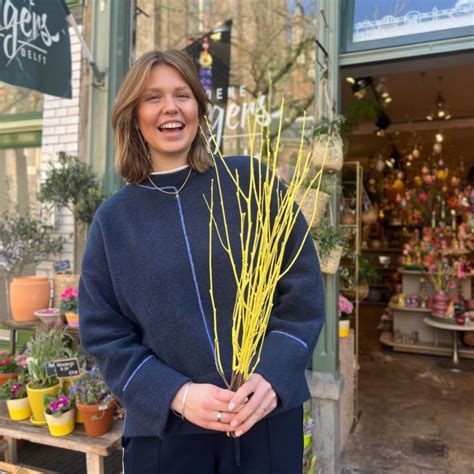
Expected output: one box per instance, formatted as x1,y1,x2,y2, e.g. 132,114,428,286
137,63,199,170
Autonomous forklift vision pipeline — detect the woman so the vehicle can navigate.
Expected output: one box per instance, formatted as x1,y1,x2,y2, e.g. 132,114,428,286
79,49,325,473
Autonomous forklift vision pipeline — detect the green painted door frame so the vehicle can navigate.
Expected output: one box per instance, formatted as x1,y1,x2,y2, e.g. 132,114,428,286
312,0,341,374
87,0,133,194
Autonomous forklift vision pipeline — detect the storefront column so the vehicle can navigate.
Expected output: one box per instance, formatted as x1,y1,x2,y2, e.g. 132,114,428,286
87,0,133,194
310,1,343,473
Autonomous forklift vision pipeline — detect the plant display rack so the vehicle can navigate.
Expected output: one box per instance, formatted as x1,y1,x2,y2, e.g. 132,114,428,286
380,268,474,359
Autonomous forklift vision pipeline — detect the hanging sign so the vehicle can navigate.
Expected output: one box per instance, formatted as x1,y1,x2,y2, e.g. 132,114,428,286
184,20,232,150
0,0,72,98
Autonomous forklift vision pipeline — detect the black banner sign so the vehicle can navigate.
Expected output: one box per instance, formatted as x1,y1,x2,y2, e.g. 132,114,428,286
0,0,72,98
184,20,232,150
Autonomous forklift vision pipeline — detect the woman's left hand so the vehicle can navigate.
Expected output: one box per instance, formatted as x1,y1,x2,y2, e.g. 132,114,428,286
227,373,278,437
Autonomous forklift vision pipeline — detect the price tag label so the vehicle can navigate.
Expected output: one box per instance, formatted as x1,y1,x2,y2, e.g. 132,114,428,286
45,362,57,377
54,260,71,272
53,358,80,378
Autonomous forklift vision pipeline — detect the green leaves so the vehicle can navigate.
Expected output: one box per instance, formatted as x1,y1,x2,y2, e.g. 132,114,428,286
37,152,106,226
0,210,63,280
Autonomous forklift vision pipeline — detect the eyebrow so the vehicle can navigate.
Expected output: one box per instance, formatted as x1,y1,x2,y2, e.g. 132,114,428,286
144,86,192,94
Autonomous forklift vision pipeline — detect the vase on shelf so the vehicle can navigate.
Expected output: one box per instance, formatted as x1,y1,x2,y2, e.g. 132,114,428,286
432,290,450,318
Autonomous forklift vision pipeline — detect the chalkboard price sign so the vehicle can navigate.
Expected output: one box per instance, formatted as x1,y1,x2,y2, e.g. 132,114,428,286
53,358,80,378
54,260,71,272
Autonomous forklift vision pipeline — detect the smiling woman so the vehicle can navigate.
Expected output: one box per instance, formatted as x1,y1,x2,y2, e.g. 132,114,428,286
79,49,324,474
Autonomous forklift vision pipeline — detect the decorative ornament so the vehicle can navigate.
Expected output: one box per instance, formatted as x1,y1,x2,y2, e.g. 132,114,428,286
421,165,429,175
375,159,385,172
412,148,420,158
433,142,442,154
414,176,422,186
423,175,434,185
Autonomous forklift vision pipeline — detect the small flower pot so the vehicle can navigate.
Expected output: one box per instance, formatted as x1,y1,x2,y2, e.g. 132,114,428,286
45,408,76,437
26,383,60,425
65,311,79,328
77,400,115,437
0,373,17,386
339,320,350,338
6,397,31,421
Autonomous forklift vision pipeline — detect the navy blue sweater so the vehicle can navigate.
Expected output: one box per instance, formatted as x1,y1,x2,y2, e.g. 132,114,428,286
79,156,325,438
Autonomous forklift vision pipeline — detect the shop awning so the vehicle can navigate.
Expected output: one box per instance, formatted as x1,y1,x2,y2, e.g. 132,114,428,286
0,0,72,98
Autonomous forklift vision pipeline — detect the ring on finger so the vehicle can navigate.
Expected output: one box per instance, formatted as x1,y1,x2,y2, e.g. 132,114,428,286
216,410,223,422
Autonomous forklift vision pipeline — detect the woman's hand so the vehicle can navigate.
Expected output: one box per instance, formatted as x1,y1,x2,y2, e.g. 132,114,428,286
171,383,245,432
227,374,278,437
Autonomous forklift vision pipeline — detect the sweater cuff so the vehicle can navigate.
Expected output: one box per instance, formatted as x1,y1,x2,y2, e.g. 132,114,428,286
122,355,191,438
254,330,310,408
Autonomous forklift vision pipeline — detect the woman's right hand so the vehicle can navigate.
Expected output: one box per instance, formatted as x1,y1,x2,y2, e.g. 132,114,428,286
171,383,243,432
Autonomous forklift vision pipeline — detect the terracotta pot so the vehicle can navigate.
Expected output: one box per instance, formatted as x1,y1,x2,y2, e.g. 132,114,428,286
0,373,17,386
76,400,115,437
10,276,51,321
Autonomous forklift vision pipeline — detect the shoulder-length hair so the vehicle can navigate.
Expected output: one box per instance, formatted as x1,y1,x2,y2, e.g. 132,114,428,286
112,49,213,183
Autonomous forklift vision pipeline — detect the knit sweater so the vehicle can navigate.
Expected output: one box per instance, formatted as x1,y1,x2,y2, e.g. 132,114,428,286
78,156,325,438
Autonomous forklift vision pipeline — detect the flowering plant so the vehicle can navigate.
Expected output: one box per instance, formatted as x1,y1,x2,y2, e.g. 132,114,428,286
427,259,456,293
338,294,354,320
0,351,28,374
0,374,29,400
59,287,78,313
44,393,74,417
71,366,113,407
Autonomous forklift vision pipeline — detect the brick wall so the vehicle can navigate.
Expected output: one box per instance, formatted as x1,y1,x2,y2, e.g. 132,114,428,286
37,26,82,277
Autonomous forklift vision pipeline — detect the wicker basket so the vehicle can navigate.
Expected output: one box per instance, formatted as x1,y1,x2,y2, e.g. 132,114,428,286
315,244,343,275
54,273,80,307
297,190,330,228
312,135,343,172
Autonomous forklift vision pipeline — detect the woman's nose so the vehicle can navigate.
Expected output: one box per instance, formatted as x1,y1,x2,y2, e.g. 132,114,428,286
162,95,178,114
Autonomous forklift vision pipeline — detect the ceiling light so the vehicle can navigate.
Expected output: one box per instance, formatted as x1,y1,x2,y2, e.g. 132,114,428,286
346,77,355,84
382,92,389,98
351,76,372,99
426,76,452,122
435,133,444,143
384,96,392,104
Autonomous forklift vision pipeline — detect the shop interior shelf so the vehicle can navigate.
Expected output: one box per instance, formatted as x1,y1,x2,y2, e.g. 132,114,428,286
388,303,431,313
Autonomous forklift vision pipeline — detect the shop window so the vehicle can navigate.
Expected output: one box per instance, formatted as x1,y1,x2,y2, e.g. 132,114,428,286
342,0,474,53
133,0,317,161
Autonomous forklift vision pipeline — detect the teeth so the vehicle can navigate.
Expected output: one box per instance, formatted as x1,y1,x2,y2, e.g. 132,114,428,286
160,122,183,129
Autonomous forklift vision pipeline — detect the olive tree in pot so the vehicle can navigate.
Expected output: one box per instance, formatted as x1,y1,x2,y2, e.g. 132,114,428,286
0,210,63,320
37,152,106,274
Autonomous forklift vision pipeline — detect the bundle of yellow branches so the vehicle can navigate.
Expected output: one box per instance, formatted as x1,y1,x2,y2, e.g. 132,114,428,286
205,102,329,392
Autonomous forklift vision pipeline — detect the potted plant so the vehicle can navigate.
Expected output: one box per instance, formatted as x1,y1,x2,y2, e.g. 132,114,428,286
0,374,31,421
311,116,345,172
44,392,76,437
358,256,379,301
312,219,347,275
59,286,79,328
298,174,340,228
72,366,115,437
38,152,106,275
338,294,354,338
0,351,27,386
25,326,72,425
0,210,63,321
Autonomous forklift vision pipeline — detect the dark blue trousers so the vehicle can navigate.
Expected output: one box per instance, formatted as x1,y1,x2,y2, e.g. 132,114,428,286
122,405,303,473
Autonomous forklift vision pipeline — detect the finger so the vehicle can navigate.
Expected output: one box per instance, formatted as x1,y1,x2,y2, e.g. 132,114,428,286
228,380,258,410
229,389,267,428
234,393,277,437
213,388,235,403
202,409,235,424
203,398,248,413
204,421,236,433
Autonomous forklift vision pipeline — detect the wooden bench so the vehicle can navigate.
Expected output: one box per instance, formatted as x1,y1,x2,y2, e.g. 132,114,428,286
0,406,122,474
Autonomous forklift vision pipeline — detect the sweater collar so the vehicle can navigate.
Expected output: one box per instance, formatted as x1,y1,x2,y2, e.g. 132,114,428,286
142,167,194,189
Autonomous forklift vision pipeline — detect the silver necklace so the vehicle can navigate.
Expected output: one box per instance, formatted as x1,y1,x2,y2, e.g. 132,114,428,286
147,167,193,195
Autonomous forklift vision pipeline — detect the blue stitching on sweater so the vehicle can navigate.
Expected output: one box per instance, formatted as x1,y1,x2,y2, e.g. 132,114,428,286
270,330,308,349
175,193,216,355
123,354,153,392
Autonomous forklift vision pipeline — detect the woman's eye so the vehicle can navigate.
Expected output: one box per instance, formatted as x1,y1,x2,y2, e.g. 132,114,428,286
147,95,160,101
177,94,190,99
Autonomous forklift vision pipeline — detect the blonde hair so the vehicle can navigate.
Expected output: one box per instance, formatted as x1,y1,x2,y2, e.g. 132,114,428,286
112,50,213,183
